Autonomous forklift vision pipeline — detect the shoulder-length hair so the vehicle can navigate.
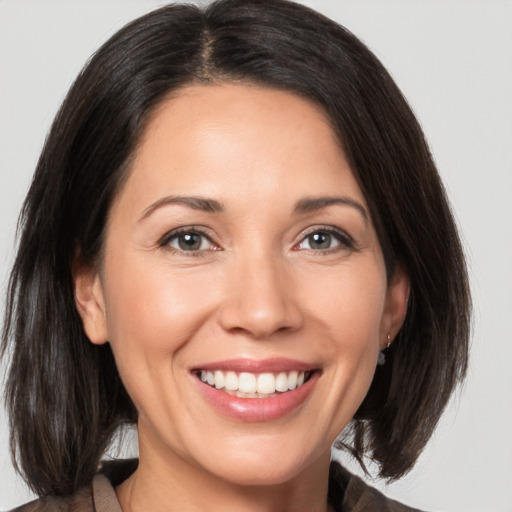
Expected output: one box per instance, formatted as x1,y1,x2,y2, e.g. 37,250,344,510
2,0,470,497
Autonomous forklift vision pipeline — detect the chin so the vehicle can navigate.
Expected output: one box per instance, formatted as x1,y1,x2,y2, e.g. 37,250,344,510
188,431,328,488
208,456,310,487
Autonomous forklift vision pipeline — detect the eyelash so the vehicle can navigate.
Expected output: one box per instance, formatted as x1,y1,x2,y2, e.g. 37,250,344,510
293,226,355,254
159,227,218,257
159,225,355,257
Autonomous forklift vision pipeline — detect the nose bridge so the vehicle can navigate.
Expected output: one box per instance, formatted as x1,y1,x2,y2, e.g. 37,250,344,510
219,243,301,338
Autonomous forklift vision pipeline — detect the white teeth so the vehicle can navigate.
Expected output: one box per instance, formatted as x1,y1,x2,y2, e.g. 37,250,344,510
275,372,289,392
287,371,298,390
224,371,238,391
230,390,273,398
199,369,309,397
214,370,225,389
239,372,257,393
257,373,275,394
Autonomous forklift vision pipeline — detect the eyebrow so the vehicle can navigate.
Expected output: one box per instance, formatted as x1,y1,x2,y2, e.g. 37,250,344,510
139,195,224,221
293,196,368,221
139,194,368,222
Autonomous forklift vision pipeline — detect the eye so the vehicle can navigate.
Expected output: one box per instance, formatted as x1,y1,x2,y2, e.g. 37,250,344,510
295,228,353,252
161,229,217,254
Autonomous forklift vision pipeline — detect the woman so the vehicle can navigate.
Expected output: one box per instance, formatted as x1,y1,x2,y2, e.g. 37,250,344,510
1,0,470,510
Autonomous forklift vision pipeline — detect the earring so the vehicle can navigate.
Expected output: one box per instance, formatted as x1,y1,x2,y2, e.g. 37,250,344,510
378,333,392,366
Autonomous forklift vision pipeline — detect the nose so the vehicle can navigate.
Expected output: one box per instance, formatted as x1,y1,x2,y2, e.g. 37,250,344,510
218,252,303,339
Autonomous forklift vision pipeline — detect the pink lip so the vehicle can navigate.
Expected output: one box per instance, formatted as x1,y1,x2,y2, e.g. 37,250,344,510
193,357,315,373
192,359,320,422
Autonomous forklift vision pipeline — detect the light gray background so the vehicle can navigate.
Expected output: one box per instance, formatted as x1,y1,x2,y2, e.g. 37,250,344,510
1,1,511,510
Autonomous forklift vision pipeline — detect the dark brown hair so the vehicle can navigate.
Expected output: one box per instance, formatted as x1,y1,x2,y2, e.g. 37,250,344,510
2,0,470,497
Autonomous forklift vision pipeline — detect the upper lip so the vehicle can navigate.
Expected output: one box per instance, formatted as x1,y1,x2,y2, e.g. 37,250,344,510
191,358,317,373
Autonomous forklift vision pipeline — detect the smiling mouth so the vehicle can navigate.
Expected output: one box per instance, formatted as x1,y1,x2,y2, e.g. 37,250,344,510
195,369,314,398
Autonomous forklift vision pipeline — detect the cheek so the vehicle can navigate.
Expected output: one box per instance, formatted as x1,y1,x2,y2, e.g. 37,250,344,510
306,260,387,408
101,257,221,425
302,260,387,346
103,257,219,363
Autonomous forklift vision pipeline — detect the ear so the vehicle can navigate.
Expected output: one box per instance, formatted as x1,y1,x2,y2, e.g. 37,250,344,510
73,263,109,345
380,265,410,350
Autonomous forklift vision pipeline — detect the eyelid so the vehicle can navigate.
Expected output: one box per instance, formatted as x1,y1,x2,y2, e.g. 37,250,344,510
293,225,355,252
159,226,220,253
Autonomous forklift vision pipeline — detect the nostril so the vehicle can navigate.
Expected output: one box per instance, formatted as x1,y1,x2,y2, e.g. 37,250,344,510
217,264,303,338
217,298,303,339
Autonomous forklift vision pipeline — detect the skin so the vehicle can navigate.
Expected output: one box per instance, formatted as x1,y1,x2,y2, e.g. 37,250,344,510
74,83,409,512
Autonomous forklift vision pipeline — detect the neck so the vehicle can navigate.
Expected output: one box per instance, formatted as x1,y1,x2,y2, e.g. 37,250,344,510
116,430,333,512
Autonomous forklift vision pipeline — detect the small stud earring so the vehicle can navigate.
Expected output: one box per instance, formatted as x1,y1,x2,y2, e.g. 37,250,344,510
378,333,392,366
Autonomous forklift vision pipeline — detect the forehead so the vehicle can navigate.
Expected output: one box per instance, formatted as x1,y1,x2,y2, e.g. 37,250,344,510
116,83,366,213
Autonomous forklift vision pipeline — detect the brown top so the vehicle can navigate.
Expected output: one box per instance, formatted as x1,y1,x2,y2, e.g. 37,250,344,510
10,460,425,512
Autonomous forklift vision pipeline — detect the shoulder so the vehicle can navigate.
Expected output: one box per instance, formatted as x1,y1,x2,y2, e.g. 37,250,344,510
12,460,424,512
8,459,137,512
8,484,93,512
329,461,426,512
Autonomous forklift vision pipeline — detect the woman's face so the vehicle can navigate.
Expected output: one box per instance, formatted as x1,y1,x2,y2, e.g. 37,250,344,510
76,83,408,486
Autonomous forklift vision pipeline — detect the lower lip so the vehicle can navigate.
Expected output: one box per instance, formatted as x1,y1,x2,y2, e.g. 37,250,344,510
195,372,319,422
